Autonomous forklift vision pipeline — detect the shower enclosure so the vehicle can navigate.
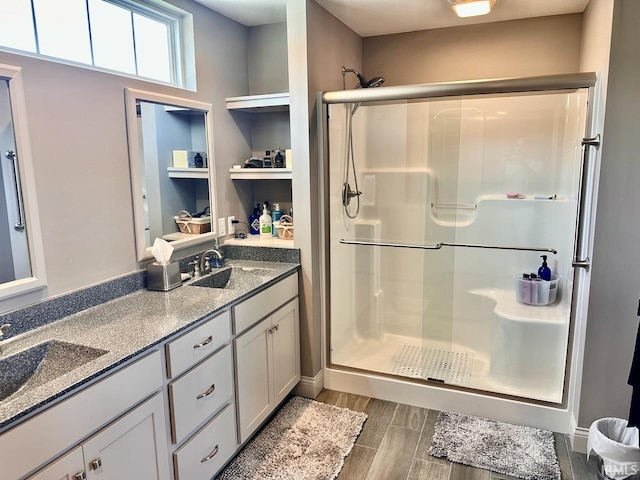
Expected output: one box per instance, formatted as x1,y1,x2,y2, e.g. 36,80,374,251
320,74,599,411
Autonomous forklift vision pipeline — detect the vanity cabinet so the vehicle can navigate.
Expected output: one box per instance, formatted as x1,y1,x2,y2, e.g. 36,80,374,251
27,447,84,480
5,351,169,480
235,294,299,444
165,310,236,479
29,394,169,480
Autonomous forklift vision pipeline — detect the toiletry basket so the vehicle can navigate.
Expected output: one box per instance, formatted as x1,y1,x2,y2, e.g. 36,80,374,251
174,210,211,234
274,215,294,239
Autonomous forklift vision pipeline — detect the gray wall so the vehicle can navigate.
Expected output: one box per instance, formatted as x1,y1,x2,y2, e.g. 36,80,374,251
288,0,363,379
363,14,583,85
0,0,250,312
578,0,640,427
249,23,289,95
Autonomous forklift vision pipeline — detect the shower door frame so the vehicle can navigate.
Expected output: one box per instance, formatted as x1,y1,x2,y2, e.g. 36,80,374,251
318,72,601,433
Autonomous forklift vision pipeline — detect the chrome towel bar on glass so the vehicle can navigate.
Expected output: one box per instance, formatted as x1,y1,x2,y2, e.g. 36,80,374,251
339,239,557,255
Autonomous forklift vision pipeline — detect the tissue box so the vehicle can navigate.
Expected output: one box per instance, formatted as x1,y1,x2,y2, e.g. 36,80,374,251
172,150,207,168
147,261,181,291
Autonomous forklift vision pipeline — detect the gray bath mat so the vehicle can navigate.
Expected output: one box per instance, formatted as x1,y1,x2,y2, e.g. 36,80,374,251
428,411,561,480
216,396,367,479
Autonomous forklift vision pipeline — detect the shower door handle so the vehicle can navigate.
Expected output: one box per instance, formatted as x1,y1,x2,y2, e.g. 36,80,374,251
4,150,25,231
572,134,600,271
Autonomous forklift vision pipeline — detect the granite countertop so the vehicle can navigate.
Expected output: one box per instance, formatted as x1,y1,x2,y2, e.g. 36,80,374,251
0,259,299,433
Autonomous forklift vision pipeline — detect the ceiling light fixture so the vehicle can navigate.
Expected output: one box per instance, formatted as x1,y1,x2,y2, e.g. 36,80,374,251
448,0,497,18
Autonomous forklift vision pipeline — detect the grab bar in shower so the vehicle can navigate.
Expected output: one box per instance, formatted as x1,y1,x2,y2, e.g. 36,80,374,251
339,238,557,254
4,150,25,231
430,203,477,210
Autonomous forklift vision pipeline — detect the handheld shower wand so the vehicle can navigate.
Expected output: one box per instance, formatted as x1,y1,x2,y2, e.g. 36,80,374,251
340,67,385,219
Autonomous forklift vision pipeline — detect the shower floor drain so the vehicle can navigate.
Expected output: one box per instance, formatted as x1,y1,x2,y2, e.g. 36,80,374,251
391,345,473,385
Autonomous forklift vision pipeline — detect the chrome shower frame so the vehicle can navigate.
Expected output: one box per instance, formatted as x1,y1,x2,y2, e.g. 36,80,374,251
317,72,602,433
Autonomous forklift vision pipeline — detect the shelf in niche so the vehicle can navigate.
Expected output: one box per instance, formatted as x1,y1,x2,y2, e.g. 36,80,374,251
167,167,209,179
225,92,290,113
229,168,292,180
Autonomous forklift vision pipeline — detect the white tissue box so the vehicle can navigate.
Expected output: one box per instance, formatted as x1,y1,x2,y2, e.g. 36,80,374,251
147,261,181,291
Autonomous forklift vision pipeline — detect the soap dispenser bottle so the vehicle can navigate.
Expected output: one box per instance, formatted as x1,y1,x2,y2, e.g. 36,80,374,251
538,255,552,281
259,204,272,237
271,203,283,237
249,203,261,235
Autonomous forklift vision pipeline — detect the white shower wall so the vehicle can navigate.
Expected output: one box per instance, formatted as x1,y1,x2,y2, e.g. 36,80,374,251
328,90,587,402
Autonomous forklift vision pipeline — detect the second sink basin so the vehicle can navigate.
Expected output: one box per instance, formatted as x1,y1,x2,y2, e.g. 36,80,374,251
0,340,108,402
188,266,274,290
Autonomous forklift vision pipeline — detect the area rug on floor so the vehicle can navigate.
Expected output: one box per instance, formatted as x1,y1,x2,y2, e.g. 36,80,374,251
216,396,367,480
428,411,561,480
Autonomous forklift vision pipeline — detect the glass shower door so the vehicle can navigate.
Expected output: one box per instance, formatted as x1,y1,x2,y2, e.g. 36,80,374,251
327,87,589,404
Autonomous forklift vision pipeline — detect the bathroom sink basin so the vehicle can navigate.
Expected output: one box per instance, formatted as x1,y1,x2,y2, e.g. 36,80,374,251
0,340,108,402
188,266,274,290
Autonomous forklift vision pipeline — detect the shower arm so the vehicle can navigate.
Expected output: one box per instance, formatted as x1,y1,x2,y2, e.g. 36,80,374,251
339,238,558,255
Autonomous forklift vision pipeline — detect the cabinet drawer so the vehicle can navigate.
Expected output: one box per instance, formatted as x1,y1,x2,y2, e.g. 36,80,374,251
166,310,231,378
233,273,298,334
173,403,236,480
169,345,233,443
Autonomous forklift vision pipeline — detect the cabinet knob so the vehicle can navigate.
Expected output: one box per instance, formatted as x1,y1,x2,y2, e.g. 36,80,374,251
90,458,103,470
201,444,219,463
193,335,213,349
74,471,87,480
196,383,216,399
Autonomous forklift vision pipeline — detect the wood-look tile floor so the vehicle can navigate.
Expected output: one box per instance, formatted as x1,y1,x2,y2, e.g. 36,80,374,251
313,389,602,480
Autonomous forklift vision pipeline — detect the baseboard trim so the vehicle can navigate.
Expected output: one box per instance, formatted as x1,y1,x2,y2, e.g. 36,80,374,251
294,370,324,399
572,426,589,453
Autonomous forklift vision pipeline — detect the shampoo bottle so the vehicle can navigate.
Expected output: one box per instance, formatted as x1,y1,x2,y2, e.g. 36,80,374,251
249,203,261,235
272,203,283,237
538,255,551,281
259,204,272,236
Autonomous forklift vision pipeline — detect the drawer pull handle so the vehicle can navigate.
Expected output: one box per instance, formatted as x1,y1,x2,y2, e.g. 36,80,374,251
193,335,213,349
196,383,216,399
90,458,102,470
201,444,219,463
74,471,87,480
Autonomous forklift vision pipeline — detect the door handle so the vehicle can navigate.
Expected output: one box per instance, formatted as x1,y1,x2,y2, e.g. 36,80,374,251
74,471,87,480
193,335,213,349
201,444,219,463
90,457,102,470
196,383,216,399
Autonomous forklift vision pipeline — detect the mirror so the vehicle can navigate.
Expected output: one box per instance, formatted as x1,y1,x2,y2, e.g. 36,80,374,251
124,88,218,261
0,63,46,304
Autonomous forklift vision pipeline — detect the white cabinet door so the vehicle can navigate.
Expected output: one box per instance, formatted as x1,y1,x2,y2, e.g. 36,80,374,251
83,393,170,480
27,447,85,480
271,298,300,406
235,317,273,444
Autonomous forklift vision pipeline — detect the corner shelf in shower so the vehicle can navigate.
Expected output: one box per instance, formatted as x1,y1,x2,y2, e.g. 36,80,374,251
225,92,290,113
229,168,292,180
470,288,568,324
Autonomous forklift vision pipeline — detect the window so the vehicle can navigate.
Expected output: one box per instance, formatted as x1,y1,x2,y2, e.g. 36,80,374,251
0,0,190,87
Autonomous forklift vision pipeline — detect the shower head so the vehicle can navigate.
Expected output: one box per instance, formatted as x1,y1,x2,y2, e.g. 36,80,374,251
342,66,385,89
363,76,385,88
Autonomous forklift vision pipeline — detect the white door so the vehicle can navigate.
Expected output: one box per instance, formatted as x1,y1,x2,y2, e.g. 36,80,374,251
271,298,300,405
27,447,85,480
235,317,273,443
83,393,170,480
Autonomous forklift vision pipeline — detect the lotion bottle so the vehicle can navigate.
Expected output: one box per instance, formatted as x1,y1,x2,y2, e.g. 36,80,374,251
538,255,551,281
259,204,272,236
271,203,283,237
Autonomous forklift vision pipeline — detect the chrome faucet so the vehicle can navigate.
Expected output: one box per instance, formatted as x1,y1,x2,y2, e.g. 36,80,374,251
200,248,224,275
